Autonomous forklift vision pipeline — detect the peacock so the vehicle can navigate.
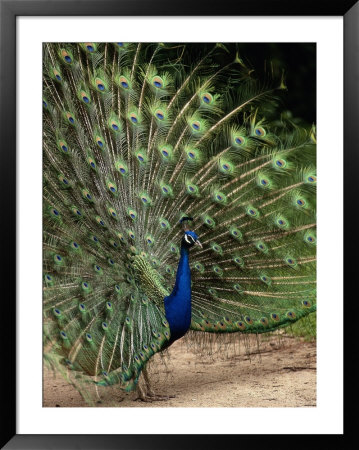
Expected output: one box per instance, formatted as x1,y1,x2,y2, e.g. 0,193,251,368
43,42,316,403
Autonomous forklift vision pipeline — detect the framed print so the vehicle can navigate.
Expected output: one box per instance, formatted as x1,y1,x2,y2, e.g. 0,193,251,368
1,0,355,448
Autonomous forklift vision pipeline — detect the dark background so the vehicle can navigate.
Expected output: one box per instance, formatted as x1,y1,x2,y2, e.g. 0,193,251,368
235,43,316,126
167,43,316,127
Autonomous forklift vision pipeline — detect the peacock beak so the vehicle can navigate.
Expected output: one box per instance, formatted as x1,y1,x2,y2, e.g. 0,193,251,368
195,239,202,248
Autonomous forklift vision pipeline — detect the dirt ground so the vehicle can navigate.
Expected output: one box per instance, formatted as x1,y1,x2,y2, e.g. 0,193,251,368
43,333,316,408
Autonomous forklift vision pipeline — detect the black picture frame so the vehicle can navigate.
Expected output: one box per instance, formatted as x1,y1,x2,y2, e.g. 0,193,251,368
1,0,355,448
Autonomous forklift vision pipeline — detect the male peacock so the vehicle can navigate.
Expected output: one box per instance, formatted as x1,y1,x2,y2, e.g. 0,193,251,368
43,42,316,403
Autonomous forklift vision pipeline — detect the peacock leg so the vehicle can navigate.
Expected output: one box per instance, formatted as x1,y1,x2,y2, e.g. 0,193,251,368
134,366,157,402
135,366,176,402
144,366,176,400
135,382,154,403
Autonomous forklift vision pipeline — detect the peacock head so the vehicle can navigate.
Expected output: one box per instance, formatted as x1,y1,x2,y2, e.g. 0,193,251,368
182,230,202,249
180,217,202,249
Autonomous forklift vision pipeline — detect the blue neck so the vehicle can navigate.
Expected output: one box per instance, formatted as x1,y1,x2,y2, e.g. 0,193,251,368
164,246,192,344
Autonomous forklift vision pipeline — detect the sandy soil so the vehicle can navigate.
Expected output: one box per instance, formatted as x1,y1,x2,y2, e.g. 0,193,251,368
43,333,316,408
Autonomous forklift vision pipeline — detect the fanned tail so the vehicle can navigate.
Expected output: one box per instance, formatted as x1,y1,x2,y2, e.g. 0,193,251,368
43,43,316,397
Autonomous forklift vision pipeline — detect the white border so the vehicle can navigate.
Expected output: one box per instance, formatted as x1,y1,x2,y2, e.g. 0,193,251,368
17,17,343,435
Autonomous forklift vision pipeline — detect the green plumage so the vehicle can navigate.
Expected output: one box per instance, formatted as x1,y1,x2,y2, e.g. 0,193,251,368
43,42,316,401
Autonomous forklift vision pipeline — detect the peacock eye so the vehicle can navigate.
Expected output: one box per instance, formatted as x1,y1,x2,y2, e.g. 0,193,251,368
255,127,266,136
156,111,164,120
152,76,163,88
184,234,195,245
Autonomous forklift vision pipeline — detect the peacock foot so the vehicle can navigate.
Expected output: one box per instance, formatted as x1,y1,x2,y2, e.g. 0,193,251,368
136,394,176,402
135,385,176,402
148,392,176,401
